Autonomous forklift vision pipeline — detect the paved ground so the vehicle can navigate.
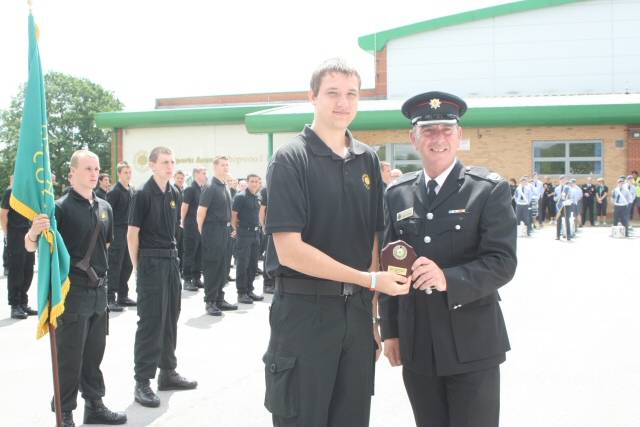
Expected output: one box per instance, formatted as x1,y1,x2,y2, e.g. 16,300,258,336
1,224,639,426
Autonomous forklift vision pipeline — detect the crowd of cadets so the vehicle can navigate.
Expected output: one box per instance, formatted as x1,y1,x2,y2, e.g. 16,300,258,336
507,172,639,239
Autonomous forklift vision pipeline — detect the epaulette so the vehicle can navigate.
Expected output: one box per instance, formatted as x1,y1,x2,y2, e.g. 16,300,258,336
464,166,503,183
388,170,420,189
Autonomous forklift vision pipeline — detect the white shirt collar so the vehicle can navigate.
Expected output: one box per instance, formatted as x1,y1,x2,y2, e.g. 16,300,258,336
424,159,457,194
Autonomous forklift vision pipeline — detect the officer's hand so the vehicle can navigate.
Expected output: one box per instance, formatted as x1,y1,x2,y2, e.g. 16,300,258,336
383,338,402,367
411,256,447,292
230,230,237,239
375,272,411,296
373,323,382,361
29,214,50,238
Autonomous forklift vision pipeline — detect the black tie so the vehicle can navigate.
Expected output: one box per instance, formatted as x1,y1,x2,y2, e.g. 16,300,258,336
427,180,438,207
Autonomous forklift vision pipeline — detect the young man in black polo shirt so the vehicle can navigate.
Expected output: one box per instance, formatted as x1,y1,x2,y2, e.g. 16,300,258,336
232,174,264,304
197,156,238,316
128,146,197,408
263,58,410,427
95,173,110,200
181,166,207,291
106,161,136,312
27,150,126,427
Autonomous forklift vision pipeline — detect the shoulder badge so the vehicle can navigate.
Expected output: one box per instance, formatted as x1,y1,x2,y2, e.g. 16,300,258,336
465,166,502,183
388,170,420,189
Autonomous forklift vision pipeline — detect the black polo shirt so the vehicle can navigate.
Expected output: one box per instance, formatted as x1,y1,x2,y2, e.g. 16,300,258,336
95,187,108,200
232,190,260,229
106,181,134,227
56,189,113,285
182,180,203,227
129,177,181,249
260,187,268,207
582,183,596,200
199,177,231,226
1,188,31,229
265,125,385,279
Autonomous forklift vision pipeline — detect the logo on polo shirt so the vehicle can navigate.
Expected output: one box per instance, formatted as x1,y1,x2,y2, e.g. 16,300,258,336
362,174,371,190
100,211,108,221
170,200,176,209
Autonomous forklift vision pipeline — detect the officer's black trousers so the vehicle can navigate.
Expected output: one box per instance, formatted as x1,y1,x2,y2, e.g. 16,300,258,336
264,289,375,427
182,225,202,282
403,366,500,427
56,285,107,411
613,205,629,237
581,200,595,225
556,208,572,239
202,224,229,303
236,231,259,294
6,227,34,306
134,255,181,381
177,227,184,276
107,226,132,301
515,205,531,235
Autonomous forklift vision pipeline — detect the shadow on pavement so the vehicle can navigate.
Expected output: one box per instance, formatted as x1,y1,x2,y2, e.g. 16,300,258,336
0,317,22,328
184,314,223,329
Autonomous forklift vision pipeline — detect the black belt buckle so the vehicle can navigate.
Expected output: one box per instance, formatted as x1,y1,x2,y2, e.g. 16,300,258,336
341,283,355,296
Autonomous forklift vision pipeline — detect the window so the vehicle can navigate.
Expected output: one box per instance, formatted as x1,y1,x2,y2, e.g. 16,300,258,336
372,143,422,173
532,140,602,176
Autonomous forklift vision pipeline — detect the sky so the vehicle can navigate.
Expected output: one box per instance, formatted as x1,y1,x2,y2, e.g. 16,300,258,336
1,0,508,112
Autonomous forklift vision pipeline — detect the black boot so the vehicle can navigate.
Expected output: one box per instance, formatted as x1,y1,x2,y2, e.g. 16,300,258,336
62,410,75,427
217,300,238,311
205,302,222,316
107,295,123,312
237,293,253,304
157,369,197,391
21,304,38,316
183,279,198,291
134,380,160,408
10,305,27,319
116,296,137,307
248,291,264,301
83,399,127,425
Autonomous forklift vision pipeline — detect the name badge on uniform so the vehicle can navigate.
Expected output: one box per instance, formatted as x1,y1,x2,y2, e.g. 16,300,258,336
448,208,466,214
396,207,414,221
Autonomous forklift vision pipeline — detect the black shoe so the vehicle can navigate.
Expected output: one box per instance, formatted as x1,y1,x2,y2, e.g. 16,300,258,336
216,300,238,311
195,278,204,288
237,293,253,304
205,302,222,316
10,306,27,320
2,267,8,277
107,301,124,312
134,380,160,408
263,285,275,294
248,291,264,301
256,268,263,275
21,304,38,316
183,280,198,291
116,297,137,307
227,275,235,282
84,399,127,425
157,370,198,391
62,410,75,427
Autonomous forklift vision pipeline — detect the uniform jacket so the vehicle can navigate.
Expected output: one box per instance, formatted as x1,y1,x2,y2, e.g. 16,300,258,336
380,161,517,376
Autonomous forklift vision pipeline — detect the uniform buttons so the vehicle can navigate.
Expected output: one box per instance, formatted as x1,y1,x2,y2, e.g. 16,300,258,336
426,212,434,220
423,236,431,244
455,224,461,230
399,229,404,235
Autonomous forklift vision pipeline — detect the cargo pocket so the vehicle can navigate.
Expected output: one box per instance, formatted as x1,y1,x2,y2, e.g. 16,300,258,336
263,352,297,418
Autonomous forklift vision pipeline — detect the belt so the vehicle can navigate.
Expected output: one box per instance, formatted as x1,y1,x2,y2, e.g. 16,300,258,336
70,274,106,289
139,248,178,258
239,226,261,231
275,277,361,297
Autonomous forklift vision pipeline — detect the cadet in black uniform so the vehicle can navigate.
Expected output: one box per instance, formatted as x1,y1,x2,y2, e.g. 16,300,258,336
106,161,135,311
259,185,275,294
263,59,410,427
173,170,186,276
197,156,238,316
128,147,197,408
232,174,264,304
581,176,596,226
95,173,110,200
27,150,126,427
381,92,517,427
1,183,36,319
181,167,207,291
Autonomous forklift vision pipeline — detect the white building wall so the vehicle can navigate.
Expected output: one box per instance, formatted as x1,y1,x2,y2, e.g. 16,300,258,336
387,0,640,98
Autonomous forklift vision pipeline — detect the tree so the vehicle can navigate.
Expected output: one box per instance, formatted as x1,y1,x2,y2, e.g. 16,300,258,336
0,71,123,194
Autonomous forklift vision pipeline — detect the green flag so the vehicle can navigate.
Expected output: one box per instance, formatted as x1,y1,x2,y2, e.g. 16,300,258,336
10,13,70,339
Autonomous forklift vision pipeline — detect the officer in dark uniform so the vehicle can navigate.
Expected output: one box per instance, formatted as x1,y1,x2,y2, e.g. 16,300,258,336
197,156,238,316
1,183,36,319
554,176,572,240
181,167,207,291
581,176,596,226
259,185,275,294
27,150,126,427
232,174,264,304
381,92,517,427
128,147,197,408
106,161,135,312
263,59,410,427
95,174,110,200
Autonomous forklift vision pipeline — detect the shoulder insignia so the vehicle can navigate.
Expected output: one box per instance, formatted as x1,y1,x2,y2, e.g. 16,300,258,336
388,170,420,189
464,165,503,183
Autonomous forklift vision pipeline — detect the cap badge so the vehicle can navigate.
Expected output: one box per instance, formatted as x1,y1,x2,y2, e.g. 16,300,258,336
429,98,441,109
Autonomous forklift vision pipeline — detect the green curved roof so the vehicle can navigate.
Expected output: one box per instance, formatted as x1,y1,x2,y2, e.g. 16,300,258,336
358,0,586,52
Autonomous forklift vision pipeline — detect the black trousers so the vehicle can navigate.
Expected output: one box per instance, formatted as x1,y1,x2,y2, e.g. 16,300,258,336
107,226,132,301
181,224,202,282
202,223,229,303
264,288,375,427
613,205,629,237
6,226,35,306
56,285,107,411
403,366,500,427
235,230,260,294
515,205,531,235
556,207,572,239
581,199,595,225
134,254,181,381
177,227,184,276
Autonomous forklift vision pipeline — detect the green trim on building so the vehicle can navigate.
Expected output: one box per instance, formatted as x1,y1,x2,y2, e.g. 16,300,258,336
95,104,283,129
245,103,640,134
358,0,586,52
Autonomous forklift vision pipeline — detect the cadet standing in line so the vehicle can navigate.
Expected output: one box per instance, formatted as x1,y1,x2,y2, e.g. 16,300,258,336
259,184,275,294
382,91,517,427
595,177,608,225
612,177,632,236
95,173,110,200
1,178,37,319
173,170,186,277
263,58,410,427
232,174,265,304
27,150,126,427
106,161,136,312
625,175,637,226
541,176,556,224
128,147,197,408
581,176,596,226
554,176,572,240
181,167,207,291
569,179,582,231
530,173,544,228
514,176,532,236
197,156,238,316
